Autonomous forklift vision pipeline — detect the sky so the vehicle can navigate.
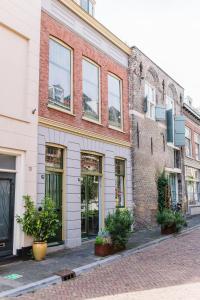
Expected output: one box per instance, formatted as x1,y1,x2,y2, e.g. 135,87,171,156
95,0,200,108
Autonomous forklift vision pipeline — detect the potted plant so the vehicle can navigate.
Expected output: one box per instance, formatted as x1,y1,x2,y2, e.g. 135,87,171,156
156,208,186,234
105,208,134,252
16,196,60,261
95,229,112,257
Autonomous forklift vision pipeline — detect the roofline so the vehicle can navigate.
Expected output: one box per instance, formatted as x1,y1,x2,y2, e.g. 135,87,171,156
183,102,200,121
59,0,131,55
131,46,184,89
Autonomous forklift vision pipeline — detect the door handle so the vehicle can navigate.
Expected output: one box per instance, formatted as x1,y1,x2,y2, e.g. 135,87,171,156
0,242,6,248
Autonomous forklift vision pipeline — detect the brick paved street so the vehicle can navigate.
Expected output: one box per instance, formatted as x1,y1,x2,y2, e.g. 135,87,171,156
18,228,200,300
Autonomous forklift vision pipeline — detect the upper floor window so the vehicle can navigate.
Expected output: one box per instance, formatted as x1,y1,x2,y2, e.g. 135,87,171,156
82,59,100,122
145,82,156,120
108,74,122,129
185,127,192,157
194,133,200,160
48,38,72,112
81,0,94,15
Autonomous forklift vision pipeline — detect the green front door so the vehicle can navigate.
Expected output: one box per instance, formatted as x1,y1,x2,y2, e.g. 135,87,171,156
81,175,99,239
45,172,62,244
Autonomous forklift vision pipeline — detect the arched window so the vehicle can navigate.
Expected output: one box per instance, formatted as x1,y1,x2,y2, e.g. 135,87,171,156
144,69,158,120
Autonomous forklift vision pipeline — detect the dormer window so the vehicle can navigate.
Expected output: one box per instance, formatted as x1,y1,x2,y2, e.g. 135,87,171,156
81,0,94,15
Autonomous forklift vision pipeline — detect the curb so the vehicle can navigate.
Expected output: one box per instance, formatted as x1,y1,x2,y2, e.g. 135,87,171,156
1,224,200,298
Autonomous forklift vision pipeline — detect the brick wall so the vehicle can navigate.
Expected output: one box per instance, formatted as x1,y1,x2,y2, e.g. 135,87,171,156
39,11,130,142
129,47,184,226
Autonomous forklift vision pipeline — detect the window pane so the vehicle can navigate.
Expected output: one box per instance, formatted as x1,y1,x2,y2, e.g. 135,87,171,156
115,159,125,207
0,155,16,170
48,39,71,111
89,1,93,15
108,75,122,128
81,154,102,174
81,0,89,12
45,146,63,169
82,60,99,121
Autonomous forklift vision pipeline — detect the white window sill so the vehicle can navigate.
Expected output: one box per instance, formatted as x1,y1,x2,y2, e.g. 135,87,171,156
82,116,103,126
167,143,180,150
108,125,125,133
47,103,75,116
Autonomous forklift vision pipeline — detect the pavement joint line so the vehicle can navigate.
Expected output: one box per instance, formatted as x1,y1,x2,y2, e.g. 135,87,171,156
1,223,200,298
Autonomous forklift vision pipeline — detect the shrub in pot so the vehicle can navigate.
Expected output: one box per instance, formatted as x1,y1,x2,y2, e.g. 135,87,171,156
157,209,186,234
16,196,60,261
95,229,112,257
105,208,134,251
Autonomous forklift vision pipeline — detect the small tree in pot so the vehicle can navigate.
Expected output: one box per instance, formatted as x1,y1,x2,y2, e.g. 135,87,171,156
105,208,134,252
16,196,60,261
95,229,112,257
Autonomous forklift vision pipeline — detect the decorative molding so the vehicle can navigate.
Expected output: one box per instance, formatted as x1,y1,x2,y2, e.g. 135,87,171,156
39,117,131,148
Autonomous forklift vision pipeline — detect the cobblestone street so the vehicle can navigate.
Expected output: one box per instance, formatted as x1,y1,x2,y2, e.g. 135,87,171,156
17,228,200,300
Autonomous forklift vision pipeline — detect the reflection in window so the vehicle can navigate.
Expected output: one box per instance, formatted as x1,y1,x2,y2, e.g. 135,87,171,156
115,159,125,208
82,59,100,122
81,0,94,15
45,146,63,169
48,39,72,111
81,153,102,174
108,75,122,129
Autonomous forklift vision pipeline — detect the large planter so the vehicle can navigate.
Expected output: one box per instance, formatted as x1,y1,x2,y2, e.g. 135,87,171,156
161,224,177,235
32,242,47,261
95,244,112,257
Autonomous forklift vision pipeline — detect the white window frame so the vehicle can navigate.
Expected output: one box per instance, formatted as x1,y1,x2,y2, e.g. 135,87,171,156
166,95,175,144
194,133,200,161
145,81,156,120
108,73,123,131
185,126,192,158
82,57,101,124
48,37,73,115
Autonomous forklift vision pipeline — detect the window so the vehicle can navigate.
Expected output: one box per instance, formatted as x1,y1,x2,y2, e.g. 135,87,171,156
145,82,156,120
115,159,125,208
194,133,200,160
82,59,100,122
48,38,72,111
81,153,102,174
166,95,175,143
108,74,122,129
81,0,94,15
185,127,192,157
185,166,200,205
45,146,63,169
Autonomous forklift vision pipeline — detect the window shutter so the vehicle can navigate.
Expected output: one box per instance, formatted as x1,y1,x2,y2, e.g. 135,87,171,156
174,115,185,146
155,105,166,121
166,109,173,143
144,96,148,113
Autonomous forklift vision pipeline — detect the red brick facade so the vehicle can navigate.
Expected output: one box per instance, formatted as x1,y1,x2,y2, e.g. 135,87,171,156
185,117,200,159
39,11,130,142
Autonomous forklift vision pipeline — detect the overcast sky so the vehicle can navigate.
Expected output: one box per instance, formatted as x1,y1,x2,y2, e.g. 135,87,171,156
96,0,200,108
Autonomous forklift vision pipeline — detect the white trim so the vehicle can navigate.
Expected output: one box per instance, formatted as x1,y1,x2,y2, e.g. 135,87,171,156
165,167,181,174
129,110,145,119
167,143,180,150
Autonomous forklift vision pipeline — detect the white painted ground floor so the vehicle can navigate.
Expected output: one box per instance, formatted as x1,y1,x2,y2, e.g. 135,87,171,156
37,125,133,248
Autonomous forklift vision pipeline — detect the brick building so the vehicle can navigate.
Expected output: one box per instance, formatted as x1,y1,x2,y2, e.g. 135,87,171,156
129,47,186,226
183,102,200,215
38,0,133,248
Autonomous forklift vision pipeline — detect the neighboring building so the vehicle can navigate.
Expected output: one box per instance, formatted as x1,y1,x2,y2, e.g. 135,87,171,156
0,1,41,257
38,0,133,248
129,47,185,226
183,102,200,215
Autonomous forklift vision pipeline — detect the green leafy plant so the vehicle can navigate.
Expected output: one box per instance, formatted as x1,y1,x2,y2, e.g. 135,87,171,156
157,171,171,211
95,236,104,245
95,229,111,245
105,208,134,248
157,208,186,232
16,195,60,242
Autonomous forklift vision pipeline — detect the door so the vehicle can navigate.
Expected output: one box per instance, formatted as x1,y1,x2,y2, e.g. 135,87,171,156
45,172,62,244
169,174,177,208
81,175,99,239
0,173,15,257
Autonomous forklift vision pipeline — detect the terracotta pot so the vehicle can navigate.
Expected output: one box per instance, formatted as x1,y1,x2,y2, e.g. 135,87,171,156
95,244,112,257
161,224,177,235
32,242,47,261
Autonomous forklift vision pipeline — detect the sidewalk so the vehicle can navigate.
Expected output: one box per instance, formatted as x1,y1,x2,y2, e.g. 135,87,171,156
0,215,200,297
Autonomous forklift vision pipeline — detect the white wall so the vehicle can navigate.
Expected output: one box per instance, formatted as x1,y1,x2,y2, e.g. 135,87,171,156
0,0,41,251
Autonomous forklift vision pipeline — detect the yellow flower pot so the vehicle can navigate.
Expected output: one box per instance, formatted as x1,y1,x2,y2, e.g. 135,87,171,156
32,242,47,261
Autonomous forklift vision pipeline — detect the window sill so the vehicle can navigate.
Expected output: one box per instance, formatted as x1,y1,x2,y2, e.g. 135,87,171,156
47,103,75,116
82,116,103,126
185,155,194,160
167,143,180,150
108,125,125,133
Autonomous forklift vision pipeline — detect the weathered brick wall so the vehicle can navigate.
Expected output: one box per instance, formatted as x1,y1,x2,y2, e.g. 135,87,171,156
40,11,130,142
129,47,184,226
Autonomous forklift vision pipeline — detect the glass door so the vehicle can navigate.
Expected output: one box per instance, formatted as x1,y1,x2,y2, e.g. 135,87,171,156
169,174,177,208
81,175,99,239
0,173,15,257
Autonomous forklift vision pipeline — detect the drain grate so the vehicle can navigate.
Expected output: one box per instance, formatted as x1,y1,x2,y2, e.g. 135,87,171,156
55,269,76,281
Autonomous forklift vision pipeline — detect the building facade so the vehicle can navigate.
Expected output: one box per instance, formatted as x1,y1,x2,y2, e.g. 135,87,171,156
183,102,200,215
129,47,186,226
38,0,133,248
0,0,41,257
